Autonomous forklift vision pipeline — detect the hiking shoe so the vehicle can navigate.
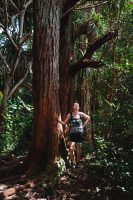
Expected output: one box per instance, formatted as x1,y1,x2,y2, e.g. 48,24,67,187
70,162,76,169
76,163,80,168
72,164,76,169
67,162,75,169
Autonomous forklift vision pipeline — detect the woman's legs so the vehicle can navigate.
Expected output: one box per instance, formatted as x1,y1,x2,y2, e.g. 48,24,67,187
69,142,76,164
76,143,81,163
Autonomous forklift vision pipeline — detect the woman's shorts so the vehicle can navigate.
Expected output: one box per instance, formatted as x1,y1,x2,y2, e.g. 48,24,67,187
69,132,84,143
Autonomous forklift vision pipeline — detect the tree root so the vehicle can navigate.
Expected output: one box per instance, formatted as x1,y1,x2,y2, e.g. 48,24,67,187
0,178,42,199
0,158,28,180
0,175,28,185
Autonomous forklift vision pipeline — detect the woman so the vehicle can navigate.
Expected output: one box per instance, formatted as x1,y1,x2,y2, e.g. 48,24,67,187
59,103,90,168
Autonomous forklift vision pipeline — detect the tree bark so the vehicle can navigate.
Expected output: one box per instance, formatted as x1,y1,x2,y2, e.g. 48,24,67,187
75,70,92,144
59,13,74,119
27,1,118,170
28,0,61,170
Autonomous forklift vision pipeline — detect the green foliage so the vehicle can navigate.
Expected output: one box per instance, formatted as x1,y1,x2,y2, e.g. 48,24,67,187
90,1,133,140
0,91,3,103
83,136,133,197
0,96,33,156
44,157,66,184
75,2,133,197
91,66,133,140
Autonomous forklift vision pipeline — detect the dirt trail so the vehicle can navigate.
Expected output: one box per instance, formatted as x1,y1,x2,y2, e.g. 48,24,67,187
0,158,126,200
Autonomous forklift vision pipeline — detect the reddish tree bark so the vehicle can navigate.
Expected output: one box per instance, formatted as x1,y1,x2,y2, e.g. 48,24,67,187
59,12,74,119
28,0,62,170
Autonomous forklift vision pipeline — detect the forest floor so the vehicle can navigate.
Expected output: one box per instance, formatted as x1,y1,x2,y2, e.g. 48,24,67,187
0,156,131,200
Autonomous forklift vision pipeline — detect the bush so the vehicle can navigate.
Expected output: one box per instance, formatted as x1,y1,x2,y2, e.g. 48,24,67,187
0,96,33,156
83,136,133,197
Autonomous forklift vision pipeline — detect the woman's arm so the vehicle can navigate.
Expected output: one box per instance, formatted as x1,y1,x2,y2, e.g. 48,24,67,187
80,112,91,128
58,114,70,128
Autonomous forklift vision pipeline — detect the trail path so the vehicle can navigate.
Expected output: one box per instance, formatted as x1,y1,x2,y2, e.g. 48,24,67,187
0,158,127,200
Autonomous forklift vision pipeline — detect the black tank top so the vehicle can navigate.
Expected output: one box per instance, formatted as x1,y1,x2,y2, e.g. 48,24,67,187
70,112,83,134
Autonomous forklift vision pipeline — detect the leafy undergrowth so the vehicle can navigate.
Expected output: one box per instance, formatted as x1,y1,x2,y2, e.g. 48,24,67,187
0,137,132,200
57,157,133,200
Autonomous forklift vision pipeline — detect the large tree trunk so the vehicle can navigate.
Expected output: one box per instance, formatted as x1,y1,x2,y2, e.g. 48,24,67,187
59,13,74,119
28,0,61,170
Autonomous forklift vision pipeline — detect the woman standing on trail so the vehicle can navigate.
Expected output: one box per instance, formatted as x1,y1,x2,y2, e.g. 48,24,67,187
59,103,90,168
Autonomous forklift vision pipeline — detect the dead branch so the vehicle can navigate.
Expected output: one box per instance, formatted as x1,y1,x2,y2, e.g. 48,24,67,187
70,59,104,74
85,30,118,58
70,30,118,74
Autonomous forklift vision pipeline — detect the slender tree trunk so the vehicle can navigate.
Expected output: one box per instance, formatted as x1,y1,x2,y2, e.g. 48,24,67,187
28,0,61,170
76,71,92,144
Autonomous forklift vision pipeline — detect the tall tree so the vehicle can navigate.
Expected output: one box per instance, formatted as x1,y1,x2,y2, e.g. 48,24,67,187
28,0,62,171
25,1,119,171
28,1,118,170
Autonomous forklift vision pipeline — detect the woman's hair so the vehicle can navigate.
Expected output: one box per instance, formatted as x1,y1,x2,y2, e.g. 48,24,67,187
73,102,79,106
72,102,80,110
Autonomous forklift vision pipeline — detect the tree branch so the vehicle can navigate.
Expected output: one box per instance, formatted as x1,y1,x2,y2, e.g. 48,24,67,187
0,0,18,50
0,24,18,50
0,50,10,72
75,1,108,10
74,19,94,40
62,1,108,18
17,96,32,112
5,29,19,50
85,30,118,58
3,0,8,28
0,23,4,29
19,33,32,46
9,0,20,13
62,0,80,18
25,0,32,8
2,1,19,50
70,59,104,74
70,30,118,74
19,0,32,39
7,70,28,100
10,51,21,76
